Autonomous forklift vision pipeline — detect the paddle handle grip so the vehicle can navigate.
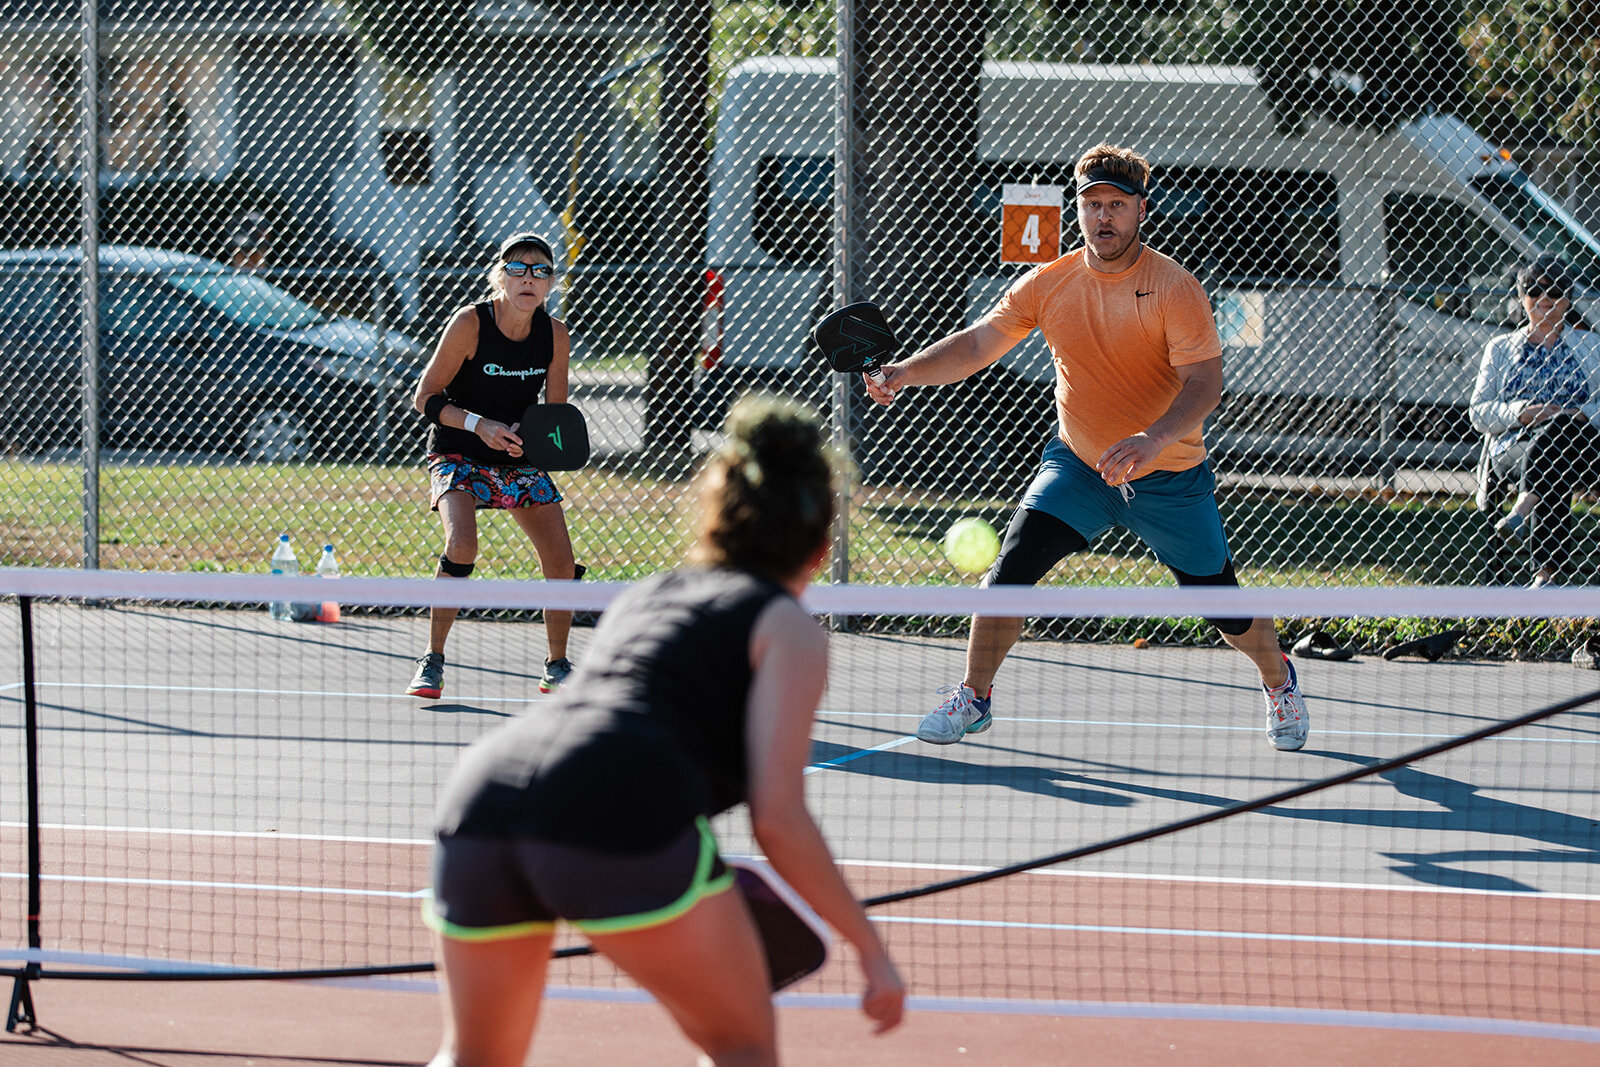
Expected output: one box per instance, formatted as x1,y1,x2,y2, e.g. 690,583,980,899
862,359,887,387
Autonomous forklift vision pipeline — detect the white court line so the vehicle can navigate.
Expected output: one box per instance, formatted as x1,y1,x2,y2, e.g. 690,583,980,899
292,980,1600,1042
0,821,430,846
833,856,1600,902
7,822,1600,903
0,871,423,899
0,875,1591,959
5,682,1592,742
816,710,1600,742
15,680,550,704
870,913,1600,957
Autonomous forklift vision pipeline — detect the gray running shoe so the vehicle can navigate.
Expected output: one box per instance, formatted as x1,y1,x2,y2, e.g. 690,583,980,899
1264,655,1308,751
539,657,574,693
915,684,993,745
406,651,445,698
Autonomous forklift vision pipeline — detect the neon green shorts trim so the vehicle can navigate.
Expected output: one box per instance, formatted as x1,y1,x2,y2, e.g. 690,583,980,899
573,818,734,935
421,894,556,943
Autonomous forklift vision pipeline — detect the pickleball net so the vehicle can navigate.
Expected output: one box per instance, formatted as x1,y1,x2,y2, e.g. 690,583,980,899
2,568,1597,1034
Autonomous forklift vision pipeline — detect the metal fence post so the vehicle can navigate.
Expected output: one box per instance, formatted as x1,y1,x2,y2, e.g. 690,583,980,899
79,0,101,570
831,0,865,599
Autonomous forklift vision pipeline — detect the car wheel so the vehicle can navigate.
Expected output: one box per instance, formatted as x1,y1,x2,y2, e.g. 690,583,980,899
244,405,313,462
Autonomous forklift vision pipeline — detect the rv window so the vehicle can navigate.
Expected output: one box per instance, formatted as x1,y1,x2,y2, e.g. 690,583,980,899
755,156,1033,267
1145,168,1339,282
747,158,1340,280
1470,173,1600,287
753,155,832,266
1384,193,1520,323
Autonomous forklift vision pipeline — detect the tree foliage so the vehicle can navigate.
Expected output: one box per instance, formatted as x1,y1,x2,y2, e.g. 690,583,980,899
1251,0,1467,133
334,0,472,78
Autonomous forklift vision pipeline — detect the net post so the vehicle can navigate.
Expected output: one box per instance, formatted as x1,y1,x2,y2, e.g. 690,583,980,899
9,596,43,1031
6,973,37,1033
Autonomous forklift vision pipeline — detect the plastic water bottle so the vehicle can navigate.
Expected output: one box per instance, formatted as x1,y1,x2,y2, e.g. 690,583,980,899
268,534,296,620
315,543,341,623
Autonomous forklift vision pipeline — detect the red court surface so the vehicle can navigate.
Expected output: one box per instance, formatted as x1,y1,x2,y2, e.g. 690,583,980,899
5,843,1599,1064
4,977,1600,1066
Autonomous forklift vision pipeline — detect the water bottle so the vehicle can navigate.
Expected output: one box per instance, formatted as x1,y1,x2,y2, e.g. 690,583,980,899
268,534,296,621
315,543,341,623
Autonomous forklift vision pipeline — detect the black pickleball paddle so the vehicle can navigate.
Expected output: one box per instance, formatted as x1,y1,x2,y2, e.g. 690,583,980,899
514,402,591,470
811,301,896,387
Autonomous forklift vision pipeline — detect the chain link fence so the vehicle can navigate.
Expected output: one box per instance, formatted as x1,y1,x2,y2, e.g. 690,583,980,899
5,2,1600,640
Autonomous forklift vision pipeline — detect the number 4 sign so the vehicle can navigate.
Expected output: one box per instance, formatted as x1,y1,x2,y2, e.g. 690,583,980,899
1000,184,1063,264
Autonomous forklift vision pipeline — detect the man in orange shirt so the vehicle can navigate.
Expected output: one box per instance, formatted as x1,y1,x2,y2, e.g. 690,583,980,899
864,144,1308,752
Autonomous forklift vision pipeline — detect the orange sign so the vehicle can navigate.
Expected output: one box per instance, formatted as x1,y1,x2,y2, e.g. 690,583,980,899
1000,184,1063,264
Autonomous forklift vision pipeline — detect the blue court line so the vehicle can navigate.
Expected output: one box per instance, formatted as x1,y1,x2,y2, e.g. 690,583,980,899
9,950,1597,1043
804,734,917,775
149,973,1600,1044
870,913,1600,957
777,996,1600,1042
10,956,1600,1043
0,871,425,899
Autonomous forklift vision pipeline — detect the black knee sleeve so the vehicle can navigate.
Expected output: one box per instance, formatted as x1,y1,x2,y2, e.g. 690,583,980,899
439,555,475,578
988,508,1089,587
1169,558,1251,635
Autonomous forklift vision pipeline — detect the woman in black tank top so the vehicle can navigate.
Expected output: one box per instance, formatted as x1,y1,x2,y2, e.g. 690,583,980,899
426,397,905,1067
408,233,580,701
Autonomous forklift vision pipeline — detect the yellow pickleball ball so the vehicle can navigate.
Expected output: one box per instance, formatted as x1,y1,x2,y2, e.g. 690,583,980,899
943,516,1000,575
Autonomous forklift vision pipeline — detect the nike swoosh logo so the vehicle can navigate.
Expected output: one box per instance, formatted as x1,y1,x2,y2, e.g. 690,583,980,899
1136,290,1155,298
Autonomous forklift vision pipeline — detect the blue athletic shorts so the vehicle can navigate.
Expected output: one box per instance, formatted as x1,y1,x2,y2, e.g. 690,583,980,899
1019,437,1232,576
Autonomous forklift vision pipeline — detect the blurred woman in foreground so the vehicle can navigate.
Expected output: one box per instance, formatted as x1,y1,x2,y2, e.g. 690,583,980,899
424,395,904,1066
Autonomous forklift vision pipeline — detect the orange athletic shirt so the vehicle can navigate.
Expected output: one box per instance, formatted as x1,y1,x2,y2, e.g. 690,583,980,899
982,246,1222,473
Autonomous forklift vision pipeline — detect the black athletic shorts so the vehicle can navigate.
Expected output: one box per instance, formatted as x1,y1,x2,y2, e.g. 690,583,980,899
424,815,734,941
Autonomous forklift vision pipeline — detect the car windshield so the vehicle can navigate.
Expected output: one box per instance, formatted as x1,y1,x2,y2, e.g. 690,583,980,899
166,269,327,330
1471,173,1600,288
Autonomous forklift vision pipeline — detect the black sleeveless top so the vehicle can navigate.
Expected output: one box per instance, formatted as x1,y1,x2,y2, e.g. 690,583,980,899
433,567,792,851
426,301,553,464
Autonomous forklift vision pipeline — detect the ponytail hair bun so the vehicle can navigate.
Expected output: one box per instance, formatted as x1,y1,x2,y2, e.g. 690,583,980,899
691,394,835,578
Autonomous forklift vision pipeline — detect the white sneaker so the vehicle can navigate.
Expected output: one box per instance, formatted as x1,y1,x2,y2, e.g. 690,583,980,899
1264,655,1308,751
916,684,994,745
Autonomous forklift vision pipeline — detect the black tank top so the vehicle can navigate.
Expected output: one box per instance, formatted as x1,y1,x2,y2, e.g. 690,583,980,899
426,301,553,463
433,567,792,851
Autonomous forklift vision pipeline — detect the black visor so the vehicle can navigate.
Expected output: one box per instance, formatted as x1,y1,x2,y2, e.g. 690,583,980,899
1074,166,1146,197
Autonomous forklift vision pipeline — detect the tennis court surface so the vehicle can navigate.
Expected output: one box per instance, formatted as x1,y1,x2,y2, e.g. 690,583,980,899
3,573,1598,1063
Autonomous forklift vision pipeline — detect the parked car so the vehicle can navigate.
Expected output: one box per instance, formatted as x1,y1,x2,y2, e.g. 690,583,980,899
0,246,429,462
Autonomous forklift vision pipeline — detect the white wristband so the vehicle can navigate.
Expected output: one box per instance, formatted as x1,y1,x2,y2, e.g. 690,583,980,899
462,413,481,433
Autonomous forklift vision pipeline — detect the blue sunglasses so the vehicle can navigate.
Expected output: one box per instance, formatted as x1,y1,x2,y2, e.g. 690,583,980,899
504,261,555,279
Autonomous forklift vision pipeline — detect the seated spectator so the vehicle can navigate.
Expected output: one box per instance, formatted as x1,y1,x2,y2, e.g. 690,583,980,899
1470,254,1600,587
